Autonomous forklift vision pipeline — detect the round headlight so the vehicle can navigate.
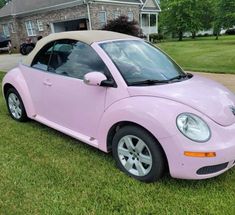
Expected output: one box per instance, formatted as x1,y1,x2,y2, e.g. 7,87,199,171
176,113,211,142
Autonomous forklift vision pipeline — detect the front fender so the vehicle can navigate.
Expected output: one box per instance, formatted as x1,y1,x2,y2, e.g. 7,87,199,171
2,68,36,117
97,96,194,152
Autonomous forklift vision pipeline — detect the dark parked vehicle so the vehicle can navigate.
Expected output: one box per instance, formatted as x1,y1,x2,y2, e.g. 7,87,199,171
0,33,12,54
20,38,35,55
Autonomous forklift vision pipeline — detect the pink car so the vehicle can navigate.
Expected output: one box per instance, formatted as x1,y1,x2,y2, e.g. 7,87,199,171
2,31,235,182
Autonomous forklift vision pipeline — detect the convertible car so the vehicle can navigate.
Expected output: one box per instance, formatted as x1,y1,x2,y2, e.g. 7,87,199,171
0,33,12,54
2,31,235,182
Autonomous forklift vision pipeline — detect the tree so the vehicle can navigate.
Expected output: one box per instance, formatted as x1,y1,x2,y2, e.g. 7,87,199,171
189,0,214,39
0,0,6,8
214,0,235,39
102,15,143,37
161,0,215,40
161,0,191,41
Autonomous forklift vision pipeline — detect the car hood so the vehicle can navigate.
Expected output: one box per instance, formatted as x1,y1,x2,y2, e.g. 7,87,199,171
128,74,235,126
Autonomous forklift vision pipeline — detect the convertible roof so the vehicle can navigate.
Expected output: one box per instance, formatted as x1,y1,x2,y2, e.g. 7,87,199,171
23,30,137,66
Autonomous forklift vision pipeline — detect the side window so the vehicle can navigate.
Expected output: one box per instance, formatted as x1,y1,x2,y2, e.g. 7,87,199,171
49,40,110,80
31,42,55,71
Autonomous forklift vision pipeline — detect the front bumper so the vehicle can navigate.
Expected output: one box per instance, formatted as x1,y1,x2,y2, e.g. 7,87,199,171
159,120,235,180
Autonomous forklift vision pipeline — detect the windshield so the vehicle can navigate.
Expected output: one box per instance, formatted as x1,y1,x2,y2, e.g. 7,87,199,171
100,40,186,86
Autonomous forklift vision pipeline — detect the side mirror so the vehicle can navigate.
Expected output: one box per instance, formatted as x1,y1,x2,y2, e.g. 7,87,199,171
83,72,107,86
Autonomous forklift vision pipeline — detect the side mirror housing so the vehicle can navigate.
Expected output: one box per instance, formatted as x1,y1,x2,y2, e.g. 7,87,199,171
84,72,107,86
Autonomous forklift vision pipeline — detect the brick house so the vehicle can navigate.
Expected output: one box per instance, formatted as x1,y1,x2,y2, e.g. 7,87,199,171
0,0,161,50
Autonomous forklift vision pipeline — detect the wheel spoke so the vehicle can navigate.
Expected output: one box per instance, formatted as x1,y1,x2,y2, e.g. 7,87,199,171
123,136,134,151
124,158,134,171
16,107,22,116
135,139,145,153
139,154,152,165
135,161,145,176
118,147,131,157
8,93,22,120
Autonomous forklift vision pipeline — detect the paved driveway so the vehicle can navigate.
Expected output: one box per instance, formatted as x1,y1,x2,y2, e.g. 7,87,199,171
192,72,235,93
0,54,25,71
0,54,234,93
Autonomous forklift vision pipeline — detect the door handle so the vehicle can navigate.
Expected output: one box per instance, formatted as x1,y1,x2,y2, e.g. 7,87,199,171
43,80,52,87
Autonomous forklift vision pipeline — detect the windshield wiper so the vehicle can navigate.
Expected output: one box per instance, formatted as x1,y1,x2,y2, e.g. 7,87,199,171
168,74,187,82
129,79,169,86
168,73,193,82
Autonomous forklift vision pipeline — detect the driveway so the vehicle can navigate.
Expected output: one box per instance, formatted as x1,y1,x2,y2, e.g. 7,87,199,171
191,72,235,93
0,54,25,72
0,54,234,93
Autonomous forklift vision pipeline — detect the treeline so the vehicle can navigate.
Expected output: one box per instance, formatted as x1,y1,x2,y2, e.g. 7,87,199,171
160,0,235,40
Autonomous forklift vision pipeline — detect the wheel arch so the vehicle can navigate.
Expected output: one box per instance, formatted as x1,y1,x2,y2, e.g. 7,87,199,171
2,68,36,117
106,120,169,170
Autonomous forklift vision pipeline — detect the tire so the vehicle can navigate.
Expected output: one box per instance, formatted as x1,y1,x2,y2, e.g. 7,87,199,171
112,125,166,183
6,88,28,122
25,45,34,55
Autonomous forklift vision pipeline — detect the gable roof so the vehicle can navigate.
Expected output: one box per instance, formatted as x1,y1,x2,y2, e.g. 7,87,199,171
94,0,141,4
141,0,161,11
0,0,142,18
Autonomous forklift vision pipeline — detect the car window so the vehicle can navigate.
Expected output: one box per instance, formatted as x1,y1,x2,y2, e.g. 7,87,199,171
48,40,110,80
31,42,55,71
100,40,186,85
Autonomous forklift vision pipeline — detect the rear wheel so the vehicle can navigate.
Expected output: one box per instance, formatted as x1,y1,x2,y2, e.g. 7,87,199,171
112,125,166,182
6,88,28,122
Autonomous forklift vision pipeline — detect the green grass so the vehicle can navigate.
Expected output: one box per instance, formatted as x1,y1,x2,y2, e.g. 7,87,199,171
0,71,234,215
158,35,235,74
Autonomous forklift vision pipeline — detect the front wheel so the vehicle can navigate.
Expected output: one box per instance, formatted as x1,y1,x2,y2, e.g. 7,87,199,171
112,126,166,183
6,88,28,122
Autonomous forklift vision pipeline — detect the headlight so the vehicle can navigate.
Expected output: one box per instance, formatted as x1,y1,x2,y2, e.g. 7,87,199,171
176,113,211,142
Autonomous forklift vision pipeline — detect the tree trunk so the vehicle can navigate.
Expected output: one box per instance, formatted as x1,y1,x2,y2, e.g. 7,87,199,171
179,31,183,41
215,32,219,40
192,31,196,39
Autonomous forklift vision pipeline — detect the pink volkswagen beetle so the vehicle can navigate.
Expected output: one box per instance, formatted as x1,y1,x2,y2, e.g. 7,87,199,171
2,31,235,182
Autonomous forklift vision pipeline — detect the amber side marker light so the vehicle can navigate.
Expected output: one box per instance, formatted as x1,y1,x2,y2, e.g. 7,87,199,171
184,151,216,157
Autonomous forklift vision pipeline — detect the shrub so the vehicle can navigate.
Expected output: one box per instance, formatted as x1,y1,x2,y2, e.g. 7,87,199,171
149,33,164,43
102,15,143,37
225,28,235,35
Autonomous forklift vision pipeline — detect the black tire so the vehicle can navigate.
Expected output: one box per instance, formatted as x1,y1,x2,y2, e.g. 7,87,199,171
6,88,28,122
25,45,34,55
112,125,166,183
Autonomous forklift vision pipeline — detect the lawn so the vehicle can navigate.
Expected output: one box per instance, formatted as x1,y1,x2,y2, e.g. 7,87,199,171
0,71,234,215
158,35,235,74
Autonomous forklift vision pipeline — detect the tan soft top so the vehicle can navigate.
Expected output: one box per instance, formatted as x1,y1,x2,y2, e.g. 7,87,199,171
23,30,137,66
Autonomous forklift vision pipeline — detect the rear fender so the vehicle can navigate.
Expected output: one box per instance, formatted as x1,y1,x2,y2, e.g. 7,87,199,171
2,68,36,117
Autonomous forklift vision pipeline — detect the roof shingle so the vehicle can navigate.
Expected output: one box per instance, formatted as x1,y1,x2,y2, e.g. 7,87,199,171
0,0,142,18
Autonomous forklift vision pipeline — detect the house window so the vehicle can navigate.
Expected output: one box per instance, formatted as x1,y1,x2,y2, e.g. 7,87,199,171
98,11,107,28
25,20,36,36
128,12,134,21
114,11,121,19
37,20,44,31
150,14,157,27
2,24,10,37
9,22,16,33
142,14,149,27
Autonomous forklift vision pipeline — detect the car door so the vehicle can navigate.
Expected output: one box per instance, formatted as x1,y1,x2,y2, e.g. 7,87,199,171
39,40,110,139
23,41,55,116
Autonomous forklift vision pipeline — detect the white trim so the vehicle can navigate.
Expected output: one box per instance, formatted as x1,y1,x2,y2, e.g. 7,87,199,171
128,11,134,21
141,0,161,12
25,20,36,36
37,20,44,31
9,22,16,33
50,23,55,33
86,2,92,30
2,24,10,37
98,11,107,27
93,0,141,5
